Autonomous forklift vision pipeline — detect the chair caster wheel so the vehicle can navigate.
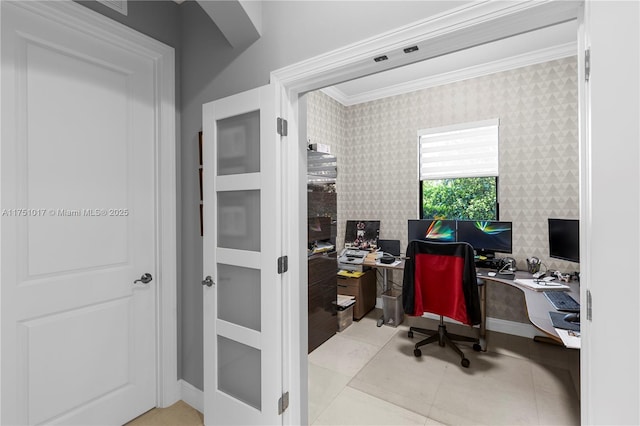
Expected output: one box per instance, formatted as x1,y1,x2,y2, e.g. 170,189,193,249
408,331,414,338
473,343,482,352
413,348,422,357
461,358,470,368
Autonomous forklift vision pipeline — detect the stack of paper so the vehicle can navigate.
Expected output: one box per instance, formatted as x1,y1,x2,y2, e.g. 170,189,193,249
312,242,335,254
555,329,581,349
514,278,569,291
338,270,364,278
337,294,355,308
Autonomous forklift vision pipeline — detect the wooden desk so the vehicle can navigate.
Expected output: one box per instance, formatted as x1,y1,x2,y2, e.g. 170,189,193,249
362,256,405,293
359,256,579,347
477,269,580,346
362,256,405,326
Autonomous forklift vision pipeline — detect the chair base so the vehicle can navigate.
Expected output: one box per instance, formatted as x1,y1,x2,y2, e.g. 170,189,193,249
408,317,480,368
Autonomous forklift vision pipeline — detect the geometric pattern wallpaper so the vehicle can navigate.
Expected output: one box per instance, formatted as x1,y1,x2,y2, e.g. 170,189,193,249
307,56,579,324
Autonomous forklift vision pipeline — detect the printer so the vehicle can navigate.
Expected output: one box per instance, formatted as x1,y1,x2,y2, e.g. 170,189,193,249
338,249,370,272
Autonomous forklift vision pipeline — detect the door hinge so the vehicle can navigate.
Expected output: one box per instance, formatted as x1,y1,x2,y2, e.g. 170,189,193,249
277,117,288,136
586,289,592,320
277,255,288,274
585,48,590,82
278,391,289,415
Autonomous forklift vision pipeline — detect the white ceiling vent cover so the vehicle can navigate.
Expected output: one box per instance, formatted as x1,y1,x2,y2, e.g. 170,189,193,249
98,0,128,16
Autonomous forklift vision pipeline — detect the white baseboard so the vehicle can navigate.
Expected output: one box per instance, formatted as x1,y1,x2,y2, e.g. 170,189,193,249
485,316,540,339
376,297,540,339
179,379,204,414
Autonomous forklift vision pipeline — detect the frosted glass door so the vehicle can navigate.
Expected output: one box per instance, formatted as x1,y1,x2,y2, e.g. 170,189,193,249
202,85,282,426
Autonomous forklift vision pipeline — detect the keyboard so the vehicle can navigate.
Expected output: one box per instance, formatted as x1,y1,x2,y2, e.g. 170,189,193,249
544,291,580,312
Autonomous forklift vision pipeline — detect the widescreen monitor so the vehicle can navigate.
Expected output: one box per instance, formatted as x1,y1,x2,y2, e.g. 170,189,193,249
407,219,456,242
344,220,380,250
548,218,579,263
457,220,513,256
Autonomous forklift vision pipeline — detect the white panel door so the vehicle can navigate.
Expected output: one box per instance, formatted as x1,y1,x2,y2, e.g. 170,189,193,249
202,85,284,425
1,3,157,425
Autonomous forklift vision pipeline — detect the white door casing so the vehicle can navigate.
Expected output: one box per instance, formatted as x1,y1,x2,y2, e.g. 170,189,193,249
1,1,177,424
202,85,284,425
269,2,583,424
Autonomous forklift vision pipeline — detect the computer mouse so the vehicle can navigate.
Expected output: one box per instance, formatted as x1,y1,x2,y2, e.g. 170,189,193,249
487,272,496,277
563,312,580,324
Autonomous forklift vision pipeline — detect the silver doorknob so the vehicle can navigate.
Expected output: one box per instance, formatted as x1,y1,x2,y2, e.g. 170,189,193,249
134,273,153,284
202,276,214,287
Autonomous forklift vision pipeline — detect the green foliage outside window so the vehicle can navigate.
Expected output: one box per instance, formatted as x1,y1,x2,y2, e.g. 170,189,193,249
421,177,497,220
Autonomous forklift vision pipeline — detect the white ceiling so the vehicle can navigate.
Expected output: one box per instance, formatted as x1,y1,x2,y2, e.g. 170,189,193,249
323,20,577,106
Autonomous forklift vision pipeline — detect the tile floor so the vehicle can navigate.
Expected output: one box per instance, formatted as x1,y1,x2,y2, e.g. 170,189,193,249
129,308,580,425
308,309,580,426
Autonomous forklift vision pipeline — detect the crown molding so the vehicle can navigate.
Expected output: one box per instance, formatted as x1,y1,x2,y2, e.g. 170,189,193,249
322,41,577,106
272,0,580,95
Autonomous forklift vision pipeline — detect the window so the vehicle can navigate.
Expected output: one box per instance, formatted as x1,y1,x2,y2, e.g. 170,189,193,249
418,119,499,220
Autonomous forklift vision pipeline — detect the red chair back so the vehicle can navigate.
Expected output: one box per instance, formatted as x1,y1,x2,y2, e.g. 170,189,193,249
403,240,481,326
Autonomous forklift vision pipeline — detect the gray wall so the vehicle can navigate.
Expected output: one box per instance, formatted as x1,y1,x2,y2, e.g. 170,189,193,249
75,1,181,48
199,1,469,100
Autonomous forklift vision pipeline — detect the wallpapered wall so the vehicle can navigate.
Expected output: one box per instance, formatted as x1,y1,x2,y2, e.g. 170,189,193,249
306,56,579,324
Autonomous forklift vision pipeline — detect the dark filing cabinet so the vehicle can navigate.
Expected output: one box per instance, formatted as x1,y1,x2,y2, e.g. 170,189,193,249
308,252,337,353
307,151,337,353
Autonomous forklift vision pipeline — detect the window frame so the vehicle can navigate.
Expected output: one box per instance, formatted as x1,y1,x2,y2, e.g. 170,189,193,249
418,119,500,221
418,176,500,220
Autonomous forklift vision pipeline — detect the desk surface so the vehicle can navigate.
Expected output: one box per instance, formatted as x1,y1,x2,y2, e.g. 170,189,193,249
362,255,405,270
477,269,580,345
362,255,579,346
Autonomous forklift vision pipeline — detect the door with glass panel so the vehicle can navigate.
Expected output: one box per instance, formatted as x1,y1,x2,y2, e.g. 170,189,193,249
202,85,283,425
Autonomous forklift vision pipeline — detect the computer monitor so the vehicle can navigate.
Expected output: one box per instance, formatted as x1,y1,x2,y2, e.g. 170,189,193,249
457,220,513,257
378,239,401,256
407,219,456,242
548,218,579,263
344,220,380,250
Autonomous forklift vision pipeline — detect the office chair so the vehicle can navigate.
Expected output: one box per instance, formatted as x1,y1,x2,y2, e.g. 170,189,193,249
402,240,482,367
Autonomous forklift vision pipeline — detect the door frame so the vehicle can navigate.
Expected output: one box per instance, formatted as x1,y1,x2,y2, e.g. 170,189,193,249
270,1,584,424
0,0,179,413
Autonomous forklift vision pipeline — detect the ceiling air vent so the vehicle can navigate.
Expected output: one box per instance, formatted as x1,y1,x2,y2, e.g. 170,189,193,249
98,0,128,16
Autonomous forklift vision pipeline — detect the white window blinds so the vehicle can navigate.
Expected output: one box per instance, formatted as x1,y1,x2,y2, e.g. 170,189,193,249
418,119,499,180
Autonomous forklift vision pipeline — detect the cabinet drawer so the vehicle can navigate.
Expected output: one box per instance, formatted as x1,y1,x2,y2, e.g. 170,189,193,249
309,254,337,286
336,269,376,320
336,281,357,298
336,276,359,293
